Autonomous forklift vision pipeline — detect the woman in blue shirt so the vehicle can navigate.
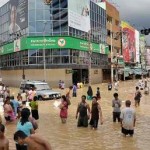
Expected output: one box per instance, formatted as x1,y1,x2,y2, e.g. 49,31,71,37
16,108,35,150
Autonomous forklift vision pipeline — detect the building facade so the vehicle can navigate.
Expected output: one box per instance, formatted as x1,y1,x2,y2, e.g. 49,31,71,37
0,0,108,87
99,1,122,81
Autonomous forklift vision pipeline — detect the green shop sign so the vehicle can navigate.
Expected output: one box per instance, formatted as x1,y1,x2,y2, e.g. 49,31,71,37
0,36,108,55
0,43,14,55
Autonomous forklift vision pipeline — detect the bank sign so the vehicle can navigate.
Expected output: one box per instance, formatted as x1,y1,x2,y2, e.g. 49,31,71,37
0,36,108,55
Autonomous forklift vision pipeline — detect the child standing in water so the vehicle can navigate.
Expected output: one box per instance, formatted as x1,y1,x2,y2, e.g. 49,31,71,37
96,87,101,100
29,96,39,120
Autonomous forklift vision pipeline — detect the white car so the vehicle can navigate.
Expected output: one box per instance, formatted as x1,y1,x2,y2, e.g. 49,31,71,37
20,81,61,100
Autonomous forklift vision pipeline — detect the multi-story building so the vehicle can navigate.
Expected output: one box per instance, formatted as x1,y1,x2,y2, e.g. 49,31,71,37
0,0,108,87
98,1,121,81
145,45,150,76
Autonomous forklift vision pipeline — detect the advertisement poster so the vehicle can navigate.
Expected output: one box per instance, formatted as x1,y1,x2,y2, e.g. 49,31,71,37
121,21,136,63
9,0,28,34
146,48,150,65
68,0,90,32
139,35,146,64
135,30,140,63
14,39,21,52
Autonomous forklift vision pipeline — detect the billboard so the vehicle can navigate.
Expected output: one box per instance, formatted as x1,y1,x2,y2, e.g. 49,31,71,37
9,0,28,34
68,0,90,32
139,34,146,65
146,48,150,65
135,30,140,63
121,21,136,63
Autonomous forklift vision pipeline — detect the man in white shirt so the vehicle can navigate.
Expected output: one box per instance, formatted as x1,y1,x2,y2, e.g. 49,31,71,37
120,100,136,137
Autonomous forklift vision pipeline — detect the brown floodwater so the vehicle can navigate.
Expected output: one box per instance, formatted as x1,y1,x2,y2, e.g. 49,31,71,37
4,80,150,150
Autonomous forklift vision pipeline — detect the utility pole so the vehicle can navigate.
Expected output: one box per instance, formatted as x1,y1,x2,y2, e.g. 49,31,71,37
110,23,114,83
88,30,92,86
43,21,47,82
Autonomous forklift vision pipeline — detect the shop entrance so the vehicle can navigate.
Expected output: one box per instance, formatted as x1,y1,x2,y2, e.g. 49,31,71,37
72,69,88,85
102,69,111,82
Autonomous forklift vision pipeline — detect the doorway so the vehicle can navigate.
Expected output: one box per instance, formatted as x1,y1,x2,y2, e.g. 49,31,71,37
72,69,88,85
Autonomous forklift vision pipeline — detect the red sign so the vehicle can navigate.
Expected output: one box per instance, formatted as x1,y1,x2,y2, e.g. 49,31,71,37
122,22,136,63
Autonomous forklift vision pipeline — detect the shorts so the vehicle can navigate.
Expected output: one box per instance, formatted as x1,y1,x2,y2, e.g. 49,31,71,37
113,112,121,122
122,127,134,136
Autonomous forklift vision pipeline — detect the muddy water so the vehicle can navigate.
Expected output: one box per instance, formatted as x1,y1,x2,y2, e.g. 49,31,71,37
5,80,150,150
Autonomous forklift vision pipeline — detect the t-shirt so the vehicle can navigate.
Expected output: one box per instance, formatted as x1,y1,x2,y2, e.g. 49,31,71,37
21,93,27,102
29,101,38,110
112,99,121,112
17,121,33,136
120,107,136,130
28,90,33,100
4,104,13,117
11,100,19,115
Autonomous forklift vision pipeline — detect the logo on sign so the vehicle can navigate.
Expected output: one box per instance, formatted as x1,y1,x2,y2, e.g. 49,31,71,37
58,38,66,47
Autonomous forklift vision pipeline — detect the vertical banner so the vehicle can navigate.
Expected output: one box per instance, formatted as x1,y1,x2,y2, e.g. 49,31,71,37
121,21,136,63
14,39,21,52
146,48,150,65
139,34,146,65
9,0,28,34
135,30,140,63
68,0,90,32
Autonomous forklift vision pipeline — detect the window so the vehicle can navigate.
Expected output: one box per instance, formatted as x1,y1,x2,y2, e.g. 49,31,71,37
107,30,111,37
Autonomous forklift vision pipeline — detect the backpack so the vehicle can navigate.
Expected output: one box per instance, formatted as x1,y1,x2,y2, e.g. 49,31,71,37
134,91,142,100
137,91,142,98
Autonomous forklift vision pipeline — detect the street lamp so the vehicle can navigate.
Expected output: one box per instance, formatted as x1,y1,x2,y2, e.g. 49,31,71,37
110,23,114,83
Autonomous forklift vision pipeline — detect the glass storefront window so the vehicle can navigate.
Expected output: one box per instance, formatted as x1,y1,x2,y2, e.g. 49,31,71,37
60,49,69,55
53,56,61,64
37,50,43,56
29,57,36,64
29,50,37,57
53,50,60,55
37,57,43,64
61,56,69,64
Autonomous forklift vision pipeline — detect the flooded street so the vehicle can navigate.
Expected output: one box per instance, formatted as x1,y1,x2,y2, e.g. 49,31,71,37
5,80,150,150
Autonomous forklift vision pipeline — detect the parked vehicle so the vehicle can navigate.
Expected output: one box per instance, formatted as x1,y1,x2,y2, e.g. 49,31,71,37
20,81,61,100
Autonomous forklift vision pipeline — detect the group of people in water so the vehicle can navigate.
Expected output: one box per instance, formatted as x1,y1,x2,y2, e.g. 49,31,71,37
58,83,137,139
0,83,51,150
0,77,149,149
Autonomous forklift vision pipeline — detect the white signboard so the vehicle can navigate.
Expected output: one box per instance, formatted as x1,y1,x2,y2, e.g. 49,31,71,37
68,0,91,32
14,39,21,52
135,30,140,63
